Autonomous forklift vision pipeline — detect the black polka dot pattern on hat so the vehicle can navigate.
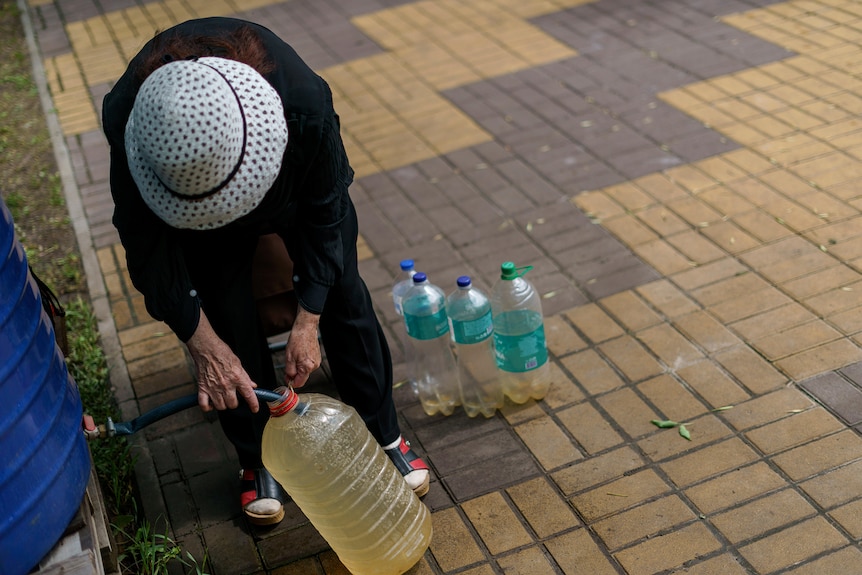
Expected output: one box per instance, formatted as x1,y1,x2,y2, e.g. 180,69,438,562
125,57,288,230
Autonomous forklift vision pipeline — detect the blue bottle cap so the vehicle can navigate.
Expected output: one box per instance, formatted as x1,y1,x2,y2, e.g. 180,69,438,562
457,275,472,287
400,259,414,271
413,272,427,283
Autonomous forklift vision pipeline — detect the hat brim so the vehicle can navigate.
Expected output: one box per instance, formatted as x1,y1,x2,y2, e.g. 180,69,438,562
125,57,288,230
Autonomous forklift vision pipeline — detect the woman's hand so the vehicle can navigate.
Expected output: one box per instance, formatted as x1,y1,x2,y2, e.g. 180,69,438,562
284,307,321,388
186,311,260,413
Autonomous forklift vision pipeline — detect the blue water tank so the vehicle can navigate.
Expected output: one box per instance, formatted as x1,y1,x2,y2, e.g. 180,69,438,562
0,197,91,575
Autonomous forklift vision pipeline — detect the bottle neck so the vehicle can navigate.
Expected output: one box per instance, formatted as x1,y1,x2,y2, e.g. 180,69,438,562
269,386,299,417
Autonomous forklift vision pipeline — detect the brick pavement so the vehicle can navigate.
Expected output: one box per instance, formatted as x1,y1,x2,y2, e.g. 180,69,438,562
25,0,862,572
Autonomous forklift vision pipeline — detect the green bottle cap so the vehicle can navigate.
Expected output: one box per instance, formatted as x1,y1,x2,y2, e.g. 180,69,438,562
501,261,517,280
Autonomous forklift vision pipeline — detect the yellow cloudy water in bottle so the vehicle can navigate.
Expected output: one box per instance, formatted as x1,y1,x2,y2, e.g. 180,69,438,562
261,387,432,575
490,262,551,403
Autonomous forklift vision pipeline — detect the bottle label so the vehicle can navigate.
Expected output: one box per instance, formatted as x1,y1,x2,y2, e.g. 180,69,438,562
451,310,493,345
404,309,449,340
494,325,548,373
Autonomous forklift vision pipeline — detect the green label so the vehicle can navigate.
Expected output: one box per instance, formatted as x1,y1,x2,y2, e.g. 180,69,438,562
404,309,449,340
494,325,547,373
451,310,493,345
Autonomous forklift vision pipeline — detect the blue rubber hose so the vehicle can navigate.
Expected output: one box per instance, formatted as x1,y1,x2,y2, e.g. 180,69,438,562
108,388,286,437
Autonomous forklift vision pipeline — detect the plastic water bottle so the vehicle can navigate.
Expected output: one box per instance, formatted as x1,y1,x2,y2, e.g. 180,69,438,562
402,272,461,416
262,387,432,575
490,262,551,403
392,259,416,316
447,276,503,418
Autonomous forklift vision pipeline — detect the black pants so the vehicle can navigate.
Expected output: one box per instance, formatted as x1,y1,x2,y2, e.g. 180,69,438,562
182,200,399,469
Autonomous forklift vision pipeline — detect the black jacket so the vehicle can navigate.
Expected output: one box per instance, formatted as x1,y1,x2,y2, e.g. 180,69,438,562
102,17,353,341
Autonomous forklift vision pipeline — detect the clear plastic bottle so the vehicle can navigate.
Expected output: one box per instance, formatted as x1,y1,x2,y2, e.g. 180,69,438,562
447,276,503,418
392,259,417,390
262,387,432,575
490,262,551,403
402,272,461,416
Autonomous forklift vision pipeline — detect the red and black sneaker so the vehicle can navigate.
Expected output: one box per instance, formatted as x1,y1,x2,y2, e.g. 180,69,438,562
240,468,288,526
384,437,430,497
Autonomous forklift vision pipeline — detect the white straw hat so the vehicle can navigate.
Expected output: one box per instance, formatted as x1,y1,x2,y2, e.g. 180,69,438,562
125,57,288,230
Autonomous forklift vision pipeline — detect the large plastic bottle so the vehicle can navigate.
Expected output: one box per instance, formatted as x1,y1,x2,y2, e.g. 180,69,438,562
262,387,432,575
490,262,551,403
446,276,503,418
392,259,416,316
401,272,461,416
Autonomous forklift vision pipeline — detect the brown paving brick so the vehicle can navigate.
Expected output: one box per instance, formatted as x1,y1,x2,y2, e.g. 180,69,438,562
458,566,494,575
613,522,722,575
507,477,580,538
462,492,533,555
685,462,787,515
661,437,760,488
804,281,862,316
729,302,818,341
639,373,710,422
674,310,741,353
772,430,862,481
709,286,793,324
633,240,695,276
428,508,485,571
637,279,701,317
799,459,862,509
676,359,751,409
777,338,862,381
690,272,769,308
542,369,585,410
495,546,556,574
828,499,862,539
738,517,849,574
598,387,661,440
746,407,845,455
592,495,697,551
571,469,671,522
603,214,660,246
545,529,620,575
672,553,751,575
557,402,624,455
665,165,717,194
714,344,788,395
671,258,748,292
560,349,625,396
784,547,862,575
733,209,795,243
551,446,645,497
633,173,688,203
636,205,689,236
699,220,762,254
698,186,757,218
573,191,625,221
563,303,625,344
711,488,818,544
721,388,814,431
604,182,655,212
598,335,663,383
499,400,545,426
599,290,663,332
637,323,706,369
127,346,188,380
828,306,862,336
514,415,583,471
202,520,264,574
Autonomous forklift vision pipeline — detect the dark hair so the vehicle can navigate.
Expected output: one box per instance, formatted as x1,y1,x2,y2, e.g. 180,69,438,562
136,24,274,83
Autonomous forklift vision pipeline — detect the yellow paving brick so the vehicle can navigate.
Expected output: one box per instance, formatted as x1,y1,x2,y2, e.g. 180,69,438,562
117,322,173,347
544,314,586,357
776,338,862,381
661,437,758,488
733,209,795,242
428,509,485,571
507,477,580,538
712,489,818,545
598,387,661,440
699,220,762,254
672,258,747,292
637,323,705,369
598,335,663,383
124,335,184,364
697,186,756,217
632,173,688,203
637,279,700,317
111,300,134,331
545,529,619,575
746,407,845,455
514,415,582,471
667,196,725,227
551,446,645,496
674,310,740,353
633,240,695,276
127,346,187,380
557,402,624,455
639,210,695,240
641,370,709,418
571,469,670,522
461,492,533,555
805,280,862,316
599,290,662,332
729,302,817,341
773,430,862,481
799,459,862,509
685,462,787,514
560,348,625,395
593,495,697,551
499,400,545,426
495,546,556,574
709,286,793,324
752,319,843,360
604,182,655,212
614,522,721,575
676,360,751,409
829,499,862,540
603,214,660,247
714,344,788,395
784,547,862,575
639,414,733,463
571,190,626,221
738,517,849,574
563,303,624,344
542,365,585,409
781,265,861,299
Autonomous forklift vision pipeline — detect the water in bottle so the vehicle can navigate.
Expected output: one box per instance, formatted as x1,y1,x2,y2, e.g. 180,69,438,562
490,262,551,403
447,276,503,418
401,272,461,416
262,387,432,575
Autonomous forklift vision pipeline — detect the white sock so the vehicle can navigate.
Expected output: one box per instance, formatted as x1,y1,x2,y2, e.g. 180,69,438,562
383,436,402,450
